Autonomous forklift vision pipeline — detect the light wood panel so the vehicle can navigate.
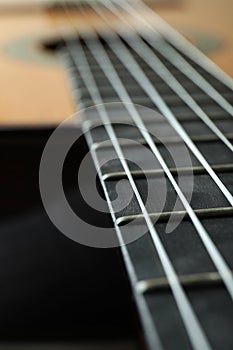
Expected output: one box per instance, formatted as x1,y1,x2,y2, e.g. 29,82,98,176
0,0,232,127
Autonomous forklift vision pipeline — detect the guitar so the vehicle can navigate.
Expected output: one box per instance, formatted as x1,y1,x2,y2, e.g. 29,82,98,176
0,1,233,350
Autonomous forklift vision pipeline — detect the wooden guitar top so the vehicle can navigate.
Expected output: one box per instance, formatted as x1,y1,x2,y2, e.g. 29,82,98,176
0,0,232,127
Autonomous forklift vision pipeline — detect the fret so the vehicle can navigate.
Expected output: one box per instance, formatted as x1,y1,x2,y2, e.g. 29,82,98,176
143,285,233,350
116,207,233,226
79,96,233,119
84,116,233,132
81,116,233,137
64,48,232,94
118,214,233,349
66,84,232,127
137,270,233,293
70,58,228,85
70,87,232,125
102,172,232,219
92,139,233,173
77,79,231,99
183,118,233,135
116,214,233,280
80,108,232,124
102,164,233,182
80,92,233,108
67,57,232,102
93,135,233,150
86,117,233,144
76,91,233,123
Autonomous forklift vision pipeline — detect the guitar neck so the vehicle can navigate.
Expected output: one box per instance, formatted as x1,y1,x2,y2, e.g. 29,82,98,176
47,0,233,348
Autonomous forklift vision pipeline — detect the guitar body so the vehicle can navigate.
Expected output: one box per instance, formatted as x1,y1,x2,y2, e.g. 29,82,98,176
0,9,74,126
1,1,233,349
0,0,233,126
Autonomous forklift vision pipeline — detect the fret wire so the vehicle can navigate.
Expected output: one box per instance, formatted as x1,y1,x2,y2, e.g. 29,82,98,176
85,2,233,208
79,112,232,125
93,134,233,149
77,2,233,301
81,93,233,109
137,270,233,294
69,70,231,97
94,0,233,153
102,164,233,181
59,6,163,349
64,8,212,350
116,207,233,226
117,0,233,91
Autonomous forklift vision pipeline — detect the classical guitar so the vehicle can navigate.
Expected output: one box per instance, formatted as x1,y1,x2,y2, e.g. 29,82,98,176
0,1,233,350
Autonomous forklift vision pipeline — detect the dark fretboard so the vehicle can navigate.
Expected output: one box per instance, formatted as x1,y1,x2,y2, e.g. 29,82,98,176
59,1,233,349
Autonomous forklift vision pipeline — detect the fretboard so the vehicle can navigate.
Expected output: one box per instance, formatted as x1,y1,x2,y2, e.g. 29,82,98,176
59,1,233,349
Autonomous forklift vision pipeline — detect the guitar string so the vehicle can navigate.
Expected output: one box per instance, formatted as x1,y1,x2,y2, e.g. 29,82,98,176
82,119,164,350
81,108,164,350
60,3,212,350
82,0,233,208
70,0,230,344
77,1,233,300
67,33,212,350
124,0,233,90
91,0,233,153
111,0,233,117
54,5,164,349
78,0,233,295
